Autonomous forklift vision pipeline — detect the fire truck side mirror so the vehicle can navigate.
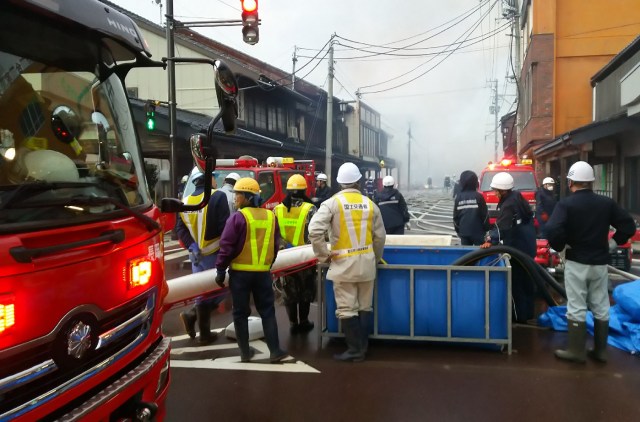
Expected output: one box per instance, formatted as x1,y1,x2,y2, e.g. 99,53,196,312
160,197,183,213
213,60,238,135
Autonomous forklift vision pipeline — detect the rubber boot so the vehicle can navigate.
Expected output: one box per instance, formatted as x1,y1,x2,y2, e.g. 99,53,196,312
359,311,372,355
196,303,217,345
333,317,365,362
262,314,287,363
588,319,609,363
285,303,299,335
554,320,587,363
234,318,254,362
179,307,197,339
297,302,314,334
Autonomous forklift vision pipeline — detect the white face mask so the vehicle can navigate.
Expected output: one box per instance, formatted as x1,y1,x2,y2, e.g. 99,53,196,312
545,185,554,191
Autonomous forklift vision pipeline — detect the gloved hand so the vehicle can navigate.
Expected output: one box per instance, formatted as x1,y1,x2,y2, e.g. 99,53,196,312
215,271,226,288
188,243,201,266
480,242,492,249
608,238,618,252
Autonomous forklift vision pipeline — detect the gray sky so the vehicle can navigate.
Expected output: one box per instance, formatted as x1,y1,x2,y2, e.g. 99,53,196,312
111,0,516,188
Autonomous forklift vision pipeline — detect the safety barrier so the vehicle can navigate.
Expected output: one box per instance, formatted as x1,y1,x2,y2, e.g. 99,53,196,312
317,247,513,354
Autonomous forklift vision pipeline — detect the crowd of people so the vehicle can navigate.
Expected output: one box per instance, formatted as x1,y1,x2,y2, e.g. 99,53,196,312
174,158,635,366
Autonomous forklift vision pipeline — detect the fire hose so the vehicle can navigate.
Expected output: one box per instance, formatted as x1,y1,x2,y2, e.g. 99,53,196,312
450,245,567,306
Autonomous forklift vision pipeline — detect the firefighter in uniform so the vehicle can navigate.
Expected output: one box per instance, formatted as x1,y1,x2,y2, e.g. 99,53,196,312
481,172,537,324
535,176,557,238
274,174,317,334
309,162,386,362
215,177,288,363
175,173,230,344
546,161,635,363
312,172,332,205
374,175,410,234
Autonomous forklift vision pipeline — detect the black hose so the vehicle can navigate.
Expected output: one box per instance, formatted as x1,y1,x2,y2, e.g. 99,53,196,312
451,245,567,306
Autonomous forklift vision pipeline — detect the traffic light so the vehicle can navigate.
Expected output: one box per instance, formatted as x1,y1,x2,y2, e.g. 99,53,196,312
240,0,259,45
145,100,156,131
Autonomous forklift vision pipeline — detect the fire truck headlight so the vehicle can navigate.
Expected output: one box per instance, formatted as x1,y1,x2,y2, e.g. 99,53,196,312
0,295,16,334
129,259,152,289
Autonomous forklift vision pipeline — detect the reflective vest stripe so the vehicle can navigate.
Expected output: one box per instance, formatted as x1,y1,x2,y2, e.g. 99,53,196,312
378,200,399,206
274,202,313,247
180,190,221,255
332,193,374,259
230,208,275,271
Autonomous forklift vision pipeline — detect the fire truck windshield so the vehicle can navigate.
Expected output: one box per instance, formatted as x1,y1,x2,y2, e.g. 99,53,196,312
479,170,537,192
0,28,150,231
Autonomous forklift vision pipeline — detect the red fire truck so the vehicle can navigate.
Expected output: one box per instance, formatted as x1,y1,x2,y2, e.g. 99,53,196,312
0,1,237,419
478,157,539,224
182,156,316,210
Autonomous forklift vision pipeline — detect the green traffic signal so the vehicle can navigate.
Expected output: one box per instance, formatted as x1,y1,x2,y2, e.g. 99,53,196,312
146,116,155,131
145,101,156,131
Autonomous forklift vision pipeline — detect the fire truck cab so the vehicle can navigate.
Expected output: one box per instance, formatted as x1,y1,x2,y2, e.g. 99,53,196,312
478,157,538,224
183,156,316,209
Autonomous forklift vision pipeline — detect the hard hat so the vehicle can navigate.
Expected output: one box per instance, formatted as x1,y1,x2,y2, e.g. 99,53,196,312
233,177,260,195
336,162,362,184
316,173,328,181
490,172,514,190
11,149,79,183
542,177,555,185
180,175,188,183
226,172,241,181
567,161,595,182
286,174,307,190
383,175,395,187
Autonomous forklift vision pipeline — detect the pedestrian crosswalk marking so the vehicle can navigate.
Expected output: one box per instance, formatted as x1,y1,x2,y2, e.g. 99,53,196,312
170,330,320,373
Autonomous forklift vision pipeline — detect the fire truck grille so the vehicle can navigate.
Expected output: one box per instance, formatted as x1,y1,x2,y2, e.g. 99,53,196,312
0,292,155,419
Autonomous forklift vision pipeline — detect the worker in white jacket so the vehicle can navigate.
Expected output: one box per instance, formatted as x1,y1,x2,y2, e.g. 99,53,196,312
308,162,386,362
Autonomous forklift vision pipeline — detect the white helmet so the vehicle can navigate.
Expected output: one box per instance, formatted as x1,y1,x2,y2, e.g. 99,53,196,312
226,172,240,182
316,173,328,182
567,161,595,182
542,177,555,185
383,175,395,187
490,172,514,190
336,162,362,184
11,149,79,183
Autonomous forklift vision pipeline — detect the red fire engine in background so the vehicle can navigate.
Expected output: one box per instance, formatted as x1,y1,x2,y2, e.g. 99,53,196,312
182,155,316,210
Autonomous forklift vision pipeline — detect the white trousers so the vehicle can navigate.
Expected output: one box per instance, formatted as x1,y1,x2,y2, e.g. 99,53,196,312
333,280,374,319
564,260,610,322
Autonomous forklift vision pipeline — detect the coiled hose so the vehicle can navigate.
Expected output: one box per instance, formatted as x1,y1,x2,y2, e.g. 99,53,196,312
450,245,567,306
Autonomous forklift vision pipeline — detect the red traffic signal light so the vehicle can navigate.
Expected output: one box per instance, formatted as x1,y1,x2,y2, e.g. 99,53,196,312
240,0,259,45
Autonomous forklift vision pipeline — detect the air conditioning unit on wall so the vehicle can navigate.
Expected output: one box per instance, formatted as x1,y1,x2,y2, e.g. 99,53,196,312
288,126,299,142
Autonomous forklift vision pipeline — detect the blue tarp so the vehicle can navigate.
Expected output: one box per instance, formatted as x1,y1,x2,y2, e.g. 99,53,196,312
539,279,640,355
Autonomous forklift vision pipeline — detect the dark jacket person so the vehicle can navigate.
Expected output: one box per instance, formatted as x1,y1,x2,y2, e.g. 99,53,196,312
453,170,489,245
374,175,410,234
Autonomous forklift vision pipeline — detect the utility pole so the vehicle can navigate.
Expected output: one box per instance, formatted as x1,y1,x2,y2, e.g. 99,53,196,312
325,38,334,181
407,124,412,191
490,79,500,162
513,7,522,158
166,0,177,198
291,46,297,91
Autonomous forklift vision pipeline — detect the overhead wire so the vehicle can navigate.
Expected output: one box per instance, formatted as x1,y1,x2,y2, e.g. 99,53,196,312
359,0,501,94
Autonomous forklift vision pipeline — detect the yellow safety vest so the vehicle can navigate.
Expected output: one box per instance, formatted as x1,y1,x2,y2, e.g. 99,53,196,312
230,207,276,271
332,192,374,259
274,202,313,247
179,190,221,255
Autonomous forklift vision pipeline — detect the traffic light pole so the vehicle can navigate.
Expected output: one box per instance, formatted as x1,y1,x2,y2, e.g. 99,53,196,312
166,0,178,198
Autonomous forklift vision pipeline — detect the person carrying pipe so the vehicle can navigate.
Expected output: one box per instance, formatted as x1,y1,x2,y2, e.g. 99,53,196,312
215,177,288,363
480,171,537,324
175,172,230,344
308,162,386,362
545,161,635,364
273,174,318,335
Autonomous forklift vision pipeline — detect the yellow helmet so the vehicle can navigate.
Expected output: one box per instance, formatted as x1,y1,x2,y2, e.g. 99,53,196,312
286,174,307,190
233,177,260,195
